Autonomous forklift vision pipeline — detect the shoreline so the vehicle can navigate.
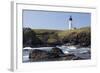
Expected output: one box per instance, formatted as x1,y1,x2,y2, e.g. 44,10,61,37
23,45,91,63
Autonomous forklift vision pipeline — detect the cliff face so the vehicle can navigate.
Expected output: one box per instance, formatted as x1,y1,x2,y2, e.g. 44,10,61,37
23,27,91,48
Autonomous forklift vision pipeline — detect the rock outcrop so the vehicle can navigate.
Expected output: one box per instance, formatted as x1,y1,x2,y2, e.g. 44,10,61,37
29,49,50,61
50,47,64,58
28,47,78,62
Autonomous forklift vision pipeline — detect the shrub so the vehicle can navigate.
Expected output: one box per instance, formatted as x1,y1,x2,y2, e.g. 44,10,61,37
62,27,91,47
23,28,42,47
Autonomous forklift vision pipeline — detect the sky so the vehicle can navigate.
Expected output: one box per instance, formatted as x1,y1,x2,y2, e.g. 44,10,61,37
23,10,91,30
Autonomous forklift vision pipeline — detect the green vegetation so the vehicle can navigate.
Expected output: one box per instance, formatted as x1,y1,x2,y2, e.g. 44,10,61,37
58,27,91,47
23,27,91,48
23,28,42,47
58,27,90,38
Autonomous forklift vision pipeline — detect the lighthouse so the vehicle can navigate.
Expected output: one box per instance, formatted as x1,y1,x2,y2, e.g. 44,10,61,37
68,16,72,30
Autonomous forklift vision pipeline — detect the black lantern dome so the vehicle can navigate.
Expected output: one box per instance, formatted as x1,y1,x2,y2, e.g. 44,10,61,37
69,16,72,21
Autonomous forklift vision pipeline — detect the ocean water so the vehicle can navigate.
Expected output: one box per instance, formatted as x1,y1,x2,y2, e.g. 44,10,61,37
23,46,91,62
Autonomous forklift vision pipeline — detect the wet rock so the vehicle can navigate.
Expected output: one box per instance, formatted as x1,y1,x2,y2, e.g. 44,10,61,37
72,57,84,60
29,49,50,61
50,47,64,58
62,54,76,60
29,47,65,61
28,47,86,62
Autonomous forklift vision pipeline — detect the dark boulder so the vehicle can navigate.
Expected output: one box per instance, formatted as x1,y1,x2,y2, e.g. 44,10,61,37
50,47,64,58
62,54,76,60
29,49,50,61
72,57,84,60
29,47,65,61
28,47,79,62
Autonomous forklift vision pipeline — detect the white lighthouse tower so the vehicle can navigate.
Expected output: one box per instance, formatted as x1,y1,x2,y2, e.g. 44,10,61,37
68,16,73,30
